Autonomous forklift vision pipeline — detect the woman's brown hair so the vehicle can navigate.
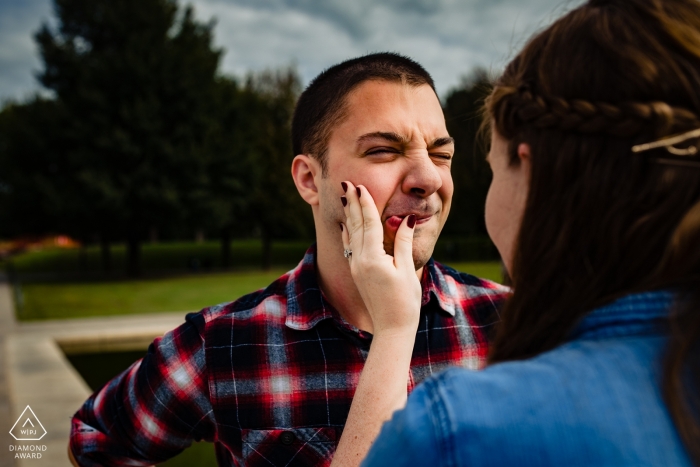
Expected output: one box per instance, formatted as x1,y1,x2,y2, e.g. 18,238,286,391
485,0,700,462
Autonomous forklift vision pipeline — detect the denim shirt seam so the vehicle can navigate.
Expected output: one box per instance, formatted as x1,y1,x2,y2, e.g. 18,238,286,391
427,376,458,467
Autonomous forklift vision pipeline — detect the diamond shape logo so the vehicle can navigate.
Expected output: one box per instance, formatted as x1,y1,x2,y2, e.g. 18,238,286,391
9,406,47,441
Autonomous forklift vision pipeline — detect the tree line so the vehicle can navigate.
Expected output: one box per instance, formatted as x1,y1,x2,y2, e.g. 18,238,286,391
0,0,492,276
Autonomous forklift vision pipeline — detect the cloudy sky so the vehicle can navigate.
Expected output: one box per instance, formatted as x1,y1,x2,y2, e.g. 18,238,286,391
0,0,583,102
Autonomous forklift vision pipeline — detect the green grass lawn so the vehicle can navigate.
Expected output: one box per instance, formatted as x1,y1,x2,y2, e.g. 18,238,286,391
445,262,504,283
157,443,217,467
17,269,288,320
3,237,499,277
15,262,503,321
4,240,310,275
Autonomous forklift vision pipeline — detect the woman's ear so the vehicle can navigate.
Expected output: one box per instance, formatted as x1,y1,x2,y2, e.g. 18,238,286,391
517,142,532,181
517,142,531,163
291,155,321,206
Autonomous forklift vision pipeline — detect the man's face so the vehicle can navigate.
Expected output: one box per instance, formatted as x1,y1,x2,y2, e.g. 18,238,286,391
319,80,454,269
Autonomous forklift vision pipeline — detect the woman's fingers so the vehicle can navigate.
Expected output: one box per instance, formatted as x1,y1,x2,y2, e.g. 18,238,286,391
340,222,350,259
341,181,364,258
354,185,385,257
341,181,411,269
338,181,422,337
393,214,416,272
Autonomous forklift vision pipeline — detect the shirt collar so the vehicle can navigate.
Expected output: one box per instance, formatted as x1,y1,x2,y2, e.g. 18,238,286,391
285,246,455,331
569,290,675,340
284,244,333,331
422,258,456,316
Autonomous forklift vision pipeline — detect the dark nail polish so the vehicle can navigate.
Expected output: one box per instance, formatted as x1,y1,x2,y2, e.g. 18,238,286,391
356,187,361,198
341,182,348,192
407,214,416,228
341,196,347,207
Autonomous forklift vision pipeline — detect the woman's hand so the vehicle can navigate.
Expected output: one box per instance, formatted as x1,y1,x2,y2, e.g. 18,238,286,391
340,181,422,337
331,181,423,467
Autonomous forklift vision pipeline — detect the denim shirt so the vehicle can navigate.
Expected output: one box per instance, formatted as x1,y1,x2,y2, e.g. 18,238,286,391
362,291,692,467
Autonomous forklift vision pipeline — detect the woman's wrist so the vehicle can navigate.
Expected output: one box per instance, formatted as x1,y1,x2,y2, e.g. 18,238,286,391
372,324,418,340
369,304,420,338
370,324,419,351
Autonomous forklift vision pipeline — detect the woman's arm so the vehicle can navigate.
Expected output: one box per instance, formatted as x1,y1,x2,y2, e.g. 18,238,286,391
331,182,422,467
332,328,417,467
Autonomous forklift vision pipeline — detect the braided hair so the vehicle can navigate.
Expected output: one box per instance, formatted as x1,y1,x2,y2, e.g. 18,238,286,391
489,85,700,138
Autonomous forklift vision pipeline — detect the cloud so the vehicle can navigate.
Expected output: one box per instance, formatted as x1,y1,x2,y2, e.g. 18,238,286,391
191,0,583,97
0,0,53,103
0,0,584,102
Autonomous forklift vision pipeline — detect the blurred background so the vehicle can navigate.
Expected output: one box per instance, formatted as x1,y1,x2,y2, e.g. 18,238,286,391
0,0,578,465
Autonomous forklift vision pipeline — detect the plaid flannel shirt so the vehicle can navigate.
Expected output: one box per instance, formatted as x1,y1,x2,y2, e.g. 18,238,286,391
70,245,509,467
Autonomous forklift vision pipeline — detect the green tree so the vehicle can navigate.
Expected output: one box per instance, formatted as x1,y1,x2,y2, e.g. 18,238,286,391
241,68,313,270
0,99,73,239
442,69,493,237
192,76,250,269
34,0,222,276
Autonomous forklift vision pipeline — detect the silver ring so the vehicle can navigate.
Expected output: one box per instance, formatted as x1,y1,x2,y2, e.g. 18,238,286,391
343,249,352,259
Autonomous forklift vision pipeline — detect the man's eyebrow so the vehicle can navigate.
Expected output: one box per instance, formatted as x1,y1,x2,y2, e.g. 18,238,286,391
428,136,455,149
356,132,409,145
356,132,455,149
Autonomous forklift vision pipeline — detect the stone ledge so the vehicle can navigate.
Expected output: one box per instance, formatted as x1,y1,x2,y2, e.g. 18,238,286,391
7,335,90,467
6,309,189,466
56,332,164,355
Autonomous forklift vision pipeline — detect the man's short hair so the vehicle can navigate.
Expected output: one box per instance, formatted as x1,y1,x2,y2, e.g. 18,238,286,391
292,52,436,175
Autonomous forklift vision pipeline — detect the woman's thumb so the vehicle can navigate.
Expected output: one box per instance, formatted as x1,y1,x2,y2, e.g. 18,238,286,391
393,214,416,271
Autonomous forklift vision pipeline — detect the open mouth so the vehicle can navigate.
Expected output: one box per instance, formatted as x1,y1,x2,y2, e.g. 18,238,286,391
385,214,433,231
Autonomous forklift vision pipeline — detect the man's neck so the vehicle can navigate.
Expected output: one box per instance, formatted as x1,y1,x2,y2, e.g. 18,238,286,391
314,238,423,335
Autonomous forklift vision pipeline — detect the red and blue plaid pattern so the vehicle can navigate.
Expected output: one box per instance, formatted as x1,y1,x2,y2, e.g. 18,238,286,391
70,245,509,466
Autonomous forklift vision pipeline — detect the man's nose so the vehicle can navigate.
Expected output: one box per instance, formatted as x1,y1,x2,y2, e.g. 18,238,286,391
402,152,443,197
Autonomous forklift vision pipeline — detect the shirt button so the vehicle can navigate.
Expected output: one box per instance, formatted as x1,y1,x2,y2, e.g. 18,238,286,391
280,431,295,445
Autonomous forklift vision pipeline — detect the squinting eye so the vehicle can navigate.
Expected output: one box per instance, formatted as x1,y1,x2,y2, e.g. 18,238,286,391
431,153,453,160
366,148,399,156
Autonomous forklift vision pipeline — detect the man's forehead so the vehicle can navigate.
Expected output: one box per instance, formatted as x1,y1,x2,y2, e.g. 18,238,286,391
345,80,440,113
338,80,448,141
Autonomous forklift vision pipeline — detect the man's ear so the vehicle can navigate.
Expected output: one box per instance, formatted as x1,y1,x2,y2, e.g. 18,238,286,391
291,154,321,206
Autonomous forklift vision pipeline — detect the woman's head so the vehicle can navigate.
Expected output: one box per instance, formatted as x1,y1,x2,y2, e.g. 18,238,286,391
485,0,700,337
486,0,700,282
484,0,700,460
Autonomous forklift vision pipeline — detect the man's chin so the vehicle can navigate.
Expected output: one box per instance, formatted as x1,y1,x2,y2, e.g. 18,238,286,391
411,246,433,270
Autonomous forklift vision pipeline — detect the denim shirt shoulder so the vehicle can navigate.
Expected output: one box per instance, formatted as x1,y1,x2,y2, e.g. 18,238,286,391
362,290,692,467
567,290,675,341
